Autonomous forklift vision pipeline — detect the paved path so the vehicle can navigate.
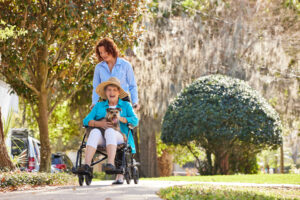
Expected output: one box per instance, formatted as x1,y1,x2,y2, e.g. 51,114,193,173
1,180,300,200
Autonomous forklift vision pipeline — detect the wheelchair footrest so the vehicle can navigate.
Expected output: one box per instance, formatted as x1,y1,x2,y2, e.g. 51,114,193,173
72,167,93,177
105,168,124,174
72,167,79,174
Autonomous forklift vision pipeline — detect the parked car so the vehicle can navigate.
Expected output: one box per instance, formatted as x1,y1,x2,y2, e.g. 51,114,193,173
51,153,73,173
5,128,40,172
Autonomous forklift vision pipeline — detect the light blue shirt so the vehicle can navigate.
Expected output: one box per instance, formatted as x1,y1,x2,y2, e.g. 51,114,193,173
83,99,139,153
92,57,138,105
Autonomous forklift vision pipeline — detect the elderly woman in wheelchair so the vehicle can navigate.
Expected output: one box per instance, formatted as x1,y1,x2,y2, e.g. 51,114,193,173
76,77,139,185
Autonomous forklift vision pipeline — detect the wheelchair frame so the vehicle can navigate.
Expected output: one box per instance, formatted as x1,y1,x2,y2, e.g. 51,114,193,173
72,124,139,186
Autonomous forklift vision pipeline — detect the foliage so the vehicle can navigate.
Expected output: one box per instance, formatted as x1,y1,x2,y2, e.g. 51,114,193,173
284,0,300,13
2,108,14,138
161,74,282,174
162,74,282,147
156,133,204,166
229,143,259,174
0,0,143,103
158,184,300,200
10,149,27,169
48,101,83,151
147,0,211,17
0,0,144,171
0,171,76,190
0,20,27,40
142,174,300,185
93,171,114,180
15,98,83,152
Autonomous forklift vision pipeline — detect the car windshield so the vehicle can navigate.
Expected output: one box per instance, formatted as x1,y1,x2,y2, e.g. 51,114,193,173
11,137,27,156
52,156,63,164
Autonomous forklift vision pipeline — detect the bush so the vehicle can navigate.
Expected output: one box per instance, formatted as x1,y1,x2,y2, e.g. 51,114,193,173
93,171,114,180
0,171,77,189
161,74,282,175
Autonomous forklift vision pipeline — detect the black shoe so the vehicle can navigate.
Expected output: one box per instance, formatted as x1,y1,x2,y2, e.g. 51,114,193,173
112,180,124,185
104,163,116,172
78,164,93,176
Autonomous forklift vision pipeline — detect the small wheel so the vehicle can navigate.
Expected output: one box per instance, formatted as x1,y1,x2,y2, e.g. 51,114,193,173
78,175,84,186
132,167,139,184
125,171,131,184
85,174,92,186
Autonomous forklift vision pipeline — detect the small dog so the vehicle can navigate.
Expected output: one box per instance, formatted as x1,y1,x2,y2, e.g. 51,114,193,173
105,108,127,142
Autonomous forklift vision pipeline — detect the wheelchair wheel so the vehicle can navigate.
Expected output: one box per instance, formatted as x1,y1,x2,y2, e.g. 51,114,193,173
124,171,131,184
78,175,84,186
132,166,139,184
85,174,92,186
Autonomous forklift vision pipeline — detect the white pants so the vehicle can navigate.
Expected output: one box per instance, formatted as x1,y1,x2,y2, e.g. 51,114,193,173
86,128,124,149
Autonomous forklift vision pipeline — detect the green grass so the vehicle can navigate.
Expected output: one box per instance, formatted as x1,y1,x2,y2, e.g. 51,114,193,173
158,184,300,200
142,174,300,185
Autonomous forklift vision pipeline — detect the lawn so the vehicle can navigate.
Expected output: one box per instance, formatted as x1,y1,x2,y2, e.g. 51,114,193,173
158,184,300,200
142,174,300,185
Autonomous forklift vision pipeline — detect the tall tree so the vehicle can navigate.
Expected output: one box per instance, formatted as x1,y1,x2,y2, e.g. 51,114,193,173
0,0,143,172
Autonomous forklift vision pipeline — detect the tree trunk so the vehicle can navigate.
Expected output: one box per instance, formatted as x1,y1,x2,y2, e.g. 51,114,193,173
138,115,159,177
214,151,230,175
280,144,284,173
157,149,173,176
206,150,213,175
37,91,51,172
0,107,15,171
220,152,230,175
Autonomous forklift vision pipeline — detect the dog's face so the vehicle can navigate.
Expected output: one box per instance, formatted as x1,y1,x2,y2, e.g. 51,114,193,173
106,108,122,124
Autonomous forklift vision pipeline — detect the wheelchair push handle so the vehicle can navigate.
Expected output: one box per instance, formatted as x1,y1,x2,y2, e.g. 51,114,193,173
127,123,134,130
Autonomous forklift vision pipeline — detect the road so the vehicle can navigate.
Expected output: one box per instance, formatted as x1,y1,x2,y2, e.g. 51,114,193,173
1,180,300,200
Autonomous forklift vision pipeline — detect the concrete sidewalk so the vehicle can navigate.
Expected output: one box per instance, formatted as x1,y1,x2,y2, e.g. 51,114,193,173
1,180,300,200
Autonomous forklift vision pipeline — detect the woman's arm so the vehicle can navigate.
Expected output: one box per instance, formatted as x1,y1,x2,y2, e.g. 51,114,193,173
83,105,97,126
123,102,139,127
83,102,113,129
88,119,112,129
126,63,138,104
92,65,101,105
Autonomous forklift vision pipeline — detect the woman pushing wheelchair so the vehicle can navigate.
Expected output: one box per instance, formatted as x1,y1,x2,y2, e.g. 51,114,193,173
78,77,139,184
91,37,140,110
77,38,140,184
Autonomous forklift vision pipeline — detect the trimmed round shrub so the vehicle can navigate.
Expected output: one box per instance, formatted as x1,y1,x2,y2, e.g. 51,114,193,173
161,74,282,174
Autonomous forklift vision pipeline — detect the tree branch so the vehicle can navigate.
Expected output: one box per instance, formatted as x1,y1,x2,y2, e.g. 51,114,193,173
21,5,28,29
28,99,38,120
18,74,40,95
76,50,94,78
47,83,84,117
240,38,259,57
47,51,81,88
53,41,69,66
47,54,93,117
186,144,202,169
24,39,38,84
76,63,94,87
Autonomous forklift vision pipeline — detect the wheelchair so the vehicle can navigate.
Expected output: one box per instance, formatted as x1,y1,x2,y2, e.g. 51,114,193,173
72,123,140,186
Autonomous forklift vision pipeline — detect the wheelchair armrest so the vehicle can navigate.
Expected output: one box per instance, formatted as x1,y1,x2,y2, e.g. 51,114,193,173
128,123,135,130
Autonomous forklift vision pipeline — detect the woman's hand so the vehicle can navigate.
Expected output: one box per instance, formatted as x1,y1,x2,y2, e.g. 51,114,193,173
89,119,113,129
90,104,95,110
133,103,140,111
98,119,113,129
119,117,128,123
